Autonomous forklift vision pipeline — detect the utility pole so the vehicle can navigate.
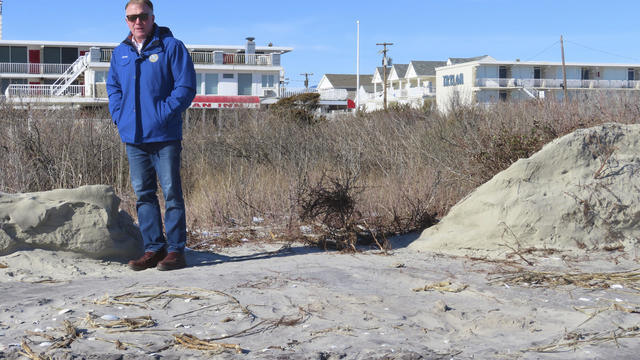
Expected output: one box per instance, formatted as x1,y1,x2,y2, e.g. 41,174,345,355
560,35,568,101
301,73,313,90
376,42,393,110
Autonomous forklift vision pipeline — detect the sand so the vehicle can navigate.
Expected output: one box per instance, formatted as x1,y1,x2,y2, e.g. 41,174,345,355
410,123,640,258
1,237,639,359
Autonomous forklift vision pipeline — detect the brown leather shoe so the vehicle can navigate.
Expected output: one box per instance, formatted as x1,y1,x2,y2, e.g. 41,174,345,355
157,252,187,271
128,249,167,271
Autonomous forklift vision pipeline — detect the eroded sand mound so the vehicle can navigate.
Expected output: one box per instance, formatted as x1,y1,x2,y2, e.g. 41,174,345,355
0,185,142,259
410,123,640,258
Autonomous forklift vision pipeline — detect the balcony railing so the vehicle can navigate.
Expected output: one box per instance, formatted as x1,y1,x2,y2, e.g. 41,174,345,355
222,53,272,65
191,51,213,64
5,84,85,97
476,78,640,89
99,49,274,66
407,86,435,98
100,48,113,63
0,62,72,75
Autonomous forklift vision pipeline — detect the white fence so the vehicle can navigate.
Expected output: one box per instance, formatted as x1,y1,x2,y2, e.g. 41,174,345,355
5,84,85,97
278,88,349,101
476,78,640,89
0,62,72,75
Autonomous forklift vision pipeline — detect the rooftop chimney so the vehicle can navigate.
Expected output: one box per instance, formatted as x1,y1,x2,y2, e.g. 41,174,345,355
245,37,255,55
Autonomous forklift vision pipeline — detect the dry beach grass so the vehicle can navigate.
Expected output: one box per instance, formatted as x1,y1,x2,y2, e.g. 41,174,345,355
3,93,640,247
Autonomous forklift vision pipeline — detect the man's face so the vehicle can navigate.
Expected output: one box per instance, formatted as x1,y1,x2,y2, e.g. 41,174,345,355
125,3,155,42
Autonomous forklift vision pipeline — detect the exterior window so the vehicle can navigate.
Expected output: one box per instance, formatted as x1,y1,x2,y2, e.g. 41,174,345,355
0,46,9,62
44,47,78,64
9,46,27,63
262,74,275,88
499,91,508,102
195,73,203,95
205,73,218,94
61,48,78,64
629,69,635,81
238,73,252,95
95,71,107,83
44,47,62,64
223,73,234,79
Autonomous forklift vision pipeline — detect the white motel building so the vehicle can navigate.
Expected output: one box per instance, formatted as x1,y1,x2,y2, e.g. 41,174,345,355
435,55,640,112
355,55,640,113
0,36,293,109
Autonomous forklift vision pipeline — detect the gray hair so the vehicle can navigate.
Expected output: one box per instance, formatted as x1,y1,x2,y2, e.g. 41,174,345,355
125,0,154,12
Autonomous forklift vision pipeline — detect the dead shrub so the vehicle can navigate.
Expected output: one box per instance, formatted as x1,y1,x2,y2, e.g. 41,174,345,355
297,171,365,250
270,92,324,125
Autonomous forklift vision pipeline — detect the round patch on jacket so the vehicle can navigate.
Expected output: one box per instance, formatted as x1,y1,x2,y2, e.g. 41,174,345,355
149,54,159,63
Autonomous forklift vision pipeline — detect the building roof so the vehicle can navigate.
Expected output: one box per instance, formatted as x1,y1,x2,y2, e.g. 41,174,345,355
373,66,393,83
437,56,640,70
447,55,493,65
323,74,373,89
359,84,375,93
391,64,409,78
408,60,448,76
0,39,293,54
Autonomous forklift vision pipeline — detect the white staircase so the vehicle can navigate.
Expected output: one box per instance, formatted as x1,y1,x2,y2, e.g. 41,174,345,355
520,86,539,99
52,54,89,96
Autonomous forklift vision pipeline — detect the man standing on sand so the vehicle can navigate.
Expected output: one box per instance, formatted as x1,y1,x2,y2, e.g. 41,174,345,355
107,0,196,271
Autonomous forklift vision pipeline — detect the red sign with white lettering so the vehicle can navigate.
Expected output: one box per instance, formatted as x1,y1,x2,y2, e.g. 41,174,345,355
190,95,261,109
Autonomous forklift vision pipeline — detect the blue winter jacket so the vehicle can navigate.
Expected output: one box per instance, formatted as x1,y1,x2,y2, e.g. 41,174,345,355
107,25,196,144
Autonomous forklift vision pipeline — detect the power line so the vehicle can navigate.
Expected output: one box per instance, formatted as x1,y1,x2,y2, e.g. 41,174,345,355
564,39,640,62
523,40,560,62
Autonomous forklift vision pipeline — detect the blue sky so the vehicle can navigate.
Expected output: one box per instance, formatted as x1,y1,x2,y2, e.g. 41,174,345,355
3,0,640,88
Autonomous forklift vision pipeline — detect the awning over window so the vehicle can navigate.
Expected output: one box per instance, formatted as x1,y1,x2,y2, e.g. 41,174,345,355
190,95,260,109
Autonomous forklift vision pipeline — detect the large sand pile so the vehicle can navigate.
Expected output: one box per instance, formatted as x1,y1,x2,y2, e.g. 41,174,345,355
0,185,142,259
410,123,640,258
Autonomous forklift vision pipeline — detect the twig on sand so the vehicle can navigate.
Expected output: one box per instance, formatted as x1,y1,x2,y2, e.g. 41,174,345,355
95,337,144,351
85,314,157,331
523,325,640,353
413,280,468,293
47,320,80,350
22,320,79,355
363,220,388,254
143,286,257,320
172,302,229,318
499,243,534,266
490,269,640,289
173,333,243,354
19,340,50,360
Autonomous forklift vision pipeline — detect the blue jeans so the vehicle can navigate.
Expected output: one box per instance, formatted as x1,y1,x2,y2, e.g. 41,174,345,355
126,141,186,254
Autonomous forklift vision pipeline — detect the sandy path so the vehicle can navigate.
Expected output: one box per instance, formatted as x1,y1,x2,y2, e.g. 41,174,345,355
1,236,639,359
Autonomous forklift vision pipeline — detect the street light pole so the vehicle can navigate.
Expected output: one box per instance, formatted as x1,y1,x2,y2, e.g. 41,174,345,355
356,21,360,111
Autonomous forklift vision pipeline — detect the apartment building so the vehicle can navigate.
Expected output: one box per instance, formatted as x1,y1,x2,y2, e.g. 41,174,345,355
362,61,444,111
436,56,640,111
0,37,292,108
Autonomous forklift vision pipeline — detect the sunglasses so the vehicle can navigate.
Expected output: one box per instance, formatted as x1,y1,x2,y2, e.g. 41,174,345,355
126,13,150,22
